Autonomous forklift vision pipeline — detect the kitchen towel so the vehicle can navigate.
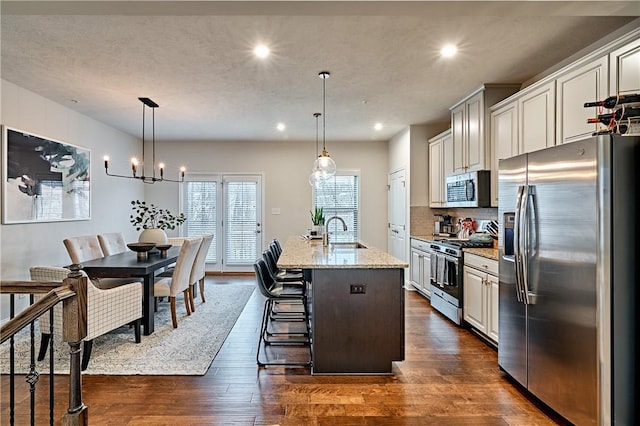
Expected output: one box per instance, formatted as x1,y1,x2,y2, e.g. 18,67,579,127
430,252,437,282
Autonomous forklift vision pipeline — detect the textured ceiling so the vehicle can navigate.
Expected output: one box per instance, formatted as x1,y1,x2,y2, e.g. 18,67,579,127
1,1,638,143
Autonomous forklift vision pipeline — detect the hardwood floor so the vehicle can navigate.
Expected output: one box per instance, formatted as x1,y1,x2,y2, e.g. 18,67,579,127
2,275,565,425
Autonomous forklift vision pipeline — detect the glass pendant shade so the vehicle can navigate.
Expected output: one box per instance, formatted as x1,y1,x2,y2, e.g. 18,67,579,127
309,168,325,188
313,150,336,179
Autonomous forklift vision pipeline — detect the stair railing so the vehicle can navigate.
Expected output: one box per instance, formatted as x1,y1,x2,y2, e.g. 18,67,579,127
1,265,89,425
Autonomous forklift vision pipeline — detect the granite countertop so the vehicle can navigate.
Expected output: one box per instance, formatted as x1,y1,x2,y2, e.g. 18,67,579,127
464,247,499,261
278,236,409,269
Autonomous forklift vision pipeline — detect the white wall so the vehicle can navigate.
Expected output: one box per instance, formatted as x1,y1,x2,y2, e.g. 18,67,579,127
143,138,390,253
0,80,143,320
0,81,390,322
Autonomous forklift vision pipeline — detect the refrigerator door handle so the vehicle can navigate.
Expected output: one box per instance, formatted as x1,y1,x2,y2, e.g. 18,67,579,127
520,185,533,305
513,185,525,303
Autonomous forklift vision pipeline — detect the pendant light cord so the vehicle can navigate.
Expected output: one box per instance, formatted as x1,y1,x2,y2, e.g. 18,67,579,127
322,76,326,152
141,102,145,176
314,112,321,157
319,71,330,154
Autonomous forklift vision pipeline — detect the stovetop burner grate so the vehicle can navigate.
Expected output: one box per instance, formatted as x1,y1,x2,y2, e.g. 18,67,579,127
432,238,494,249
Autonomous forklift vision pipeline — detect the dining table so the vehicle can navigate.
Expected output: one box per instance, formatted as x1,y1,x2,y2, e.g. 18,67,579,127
80,246,180,335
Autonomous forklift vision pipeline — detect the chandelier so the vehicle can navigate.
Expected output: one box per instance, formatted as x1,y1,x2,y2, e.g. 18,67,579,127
104,97,185,183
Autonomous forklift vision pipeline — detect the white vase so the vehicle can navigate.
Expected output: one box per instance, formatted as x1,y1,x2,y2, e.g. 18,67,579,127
138,228,168,246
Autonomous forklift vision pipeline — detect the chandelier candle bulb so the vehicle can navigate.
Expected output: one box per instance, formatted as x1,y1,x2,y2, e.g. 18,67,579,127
104,156,109,169
131,158,138,176
159,163,165,179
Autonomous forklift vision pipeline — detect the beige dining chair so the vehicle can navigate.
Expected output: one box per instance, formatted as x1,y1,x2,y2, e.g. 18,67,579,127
187,233,214,312
30,266,143,371
154,237,202,328
63,235,104,264
97,232,128,256
64,234,141,289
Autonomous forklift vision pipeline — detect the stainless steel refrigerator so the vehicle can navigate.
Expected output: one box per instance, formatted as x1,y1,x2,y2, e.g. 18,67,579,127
498,134,638,425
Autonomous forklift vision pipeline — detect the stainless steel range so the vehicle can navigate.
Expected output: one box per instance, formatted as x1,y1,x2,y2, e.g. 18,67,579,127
429,238,493,325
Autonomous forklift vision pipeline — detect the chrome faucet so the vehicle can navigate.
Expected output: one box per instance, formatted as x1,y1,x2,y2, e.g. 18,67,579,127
323,216,348,247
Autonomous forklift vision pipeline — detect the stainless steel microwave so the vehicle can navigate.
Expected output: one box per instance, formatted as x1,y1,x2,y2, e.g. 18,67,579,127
445,170,490,207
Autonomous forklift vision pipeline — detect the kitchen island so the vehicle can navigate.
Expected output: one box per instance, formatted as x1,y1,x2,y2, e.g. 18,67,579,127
278,237,408,374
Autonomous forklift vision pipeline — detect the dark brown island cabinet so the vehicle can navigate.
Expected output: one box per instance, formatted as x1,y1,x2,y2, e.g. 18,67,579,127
278,237,408,375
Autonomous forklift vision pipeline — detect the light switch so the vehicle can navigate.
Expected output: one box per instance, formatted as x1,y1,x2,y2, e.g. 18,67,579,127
271,208,281,215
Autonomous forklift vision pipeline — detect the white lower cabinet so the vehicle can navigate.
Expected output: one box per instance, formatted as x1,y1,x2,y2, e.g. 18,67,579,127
410,238,432,298
463,253,498,344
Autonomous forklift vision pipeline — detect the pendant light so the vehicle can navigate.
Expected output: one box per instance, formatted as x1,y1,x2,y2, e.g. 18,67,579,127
104,97,185,183
309,112,324,188
312,71,336,179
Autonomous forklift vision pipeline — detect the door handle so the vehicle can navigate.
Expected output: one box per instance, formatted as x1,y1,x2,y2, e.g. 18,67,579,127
513,185,525,303
521,186,535,305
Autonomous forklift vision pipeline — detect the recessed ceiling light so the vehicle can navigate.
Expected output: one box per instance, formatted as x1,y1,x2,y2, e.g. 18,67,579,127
254,44,270,59
440,44,457,58
276,123,285,131
374,123,384,131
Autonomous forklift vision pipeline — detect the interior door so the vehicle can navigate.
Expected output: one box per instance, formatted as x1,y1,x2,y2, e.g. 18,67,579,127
388,169,406,261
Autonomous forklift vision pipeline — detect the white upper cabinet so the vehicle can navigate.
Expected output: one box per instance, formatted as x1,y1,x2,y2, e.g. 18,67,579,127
451,85,520,175
490,101,518,207
556,56,608,144
451,104,466,174
428,129,451,208
609,37,640,96
519,81,555,154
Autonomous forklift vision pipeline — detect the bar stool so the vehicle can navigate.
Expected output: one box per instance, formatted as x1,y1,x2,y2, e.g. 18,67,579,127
254,259,311,368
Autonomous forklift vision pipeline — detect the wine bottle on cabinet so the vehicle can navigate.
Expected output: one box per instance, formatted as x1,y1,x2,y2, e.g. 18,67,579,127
584,93,640,108
587,107,640,124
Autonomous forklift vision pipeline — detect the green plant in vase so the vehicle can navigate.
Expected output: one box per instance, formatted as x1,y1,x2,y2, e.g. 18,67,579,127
130,200,186,247
310,207,325,236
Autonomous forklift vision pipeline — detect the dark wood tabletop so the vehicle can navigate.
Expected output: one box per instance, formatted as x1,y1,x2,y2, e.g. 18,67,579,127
81,246,180,276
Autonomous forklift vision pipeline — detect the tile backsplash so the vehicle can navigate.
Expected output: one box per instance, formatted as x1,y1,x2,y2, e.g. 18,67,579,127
410,206,497,237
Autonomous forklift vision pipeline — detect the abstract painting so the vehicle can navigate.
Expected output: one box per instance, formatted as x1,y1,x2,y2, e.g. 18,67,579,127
2,126,91,223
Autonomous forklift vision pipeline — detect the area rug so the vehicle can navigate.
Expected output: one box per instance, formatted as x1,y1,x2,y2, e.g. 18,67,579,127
0,283,255,375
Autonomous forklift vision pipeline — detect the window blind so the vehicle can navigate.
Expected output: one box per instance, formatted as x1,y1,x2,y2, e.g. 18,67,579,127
184,181,217,263
224,181,258,264
314,174,359,242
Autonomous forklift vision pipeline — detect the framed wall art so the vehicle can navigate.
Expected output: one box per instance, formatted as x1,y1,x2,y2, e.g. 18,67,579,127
2,126,91,224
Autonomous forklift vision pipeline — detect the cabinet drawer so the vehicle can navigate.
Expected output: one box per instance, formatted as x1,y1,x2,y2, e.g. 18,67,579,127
410,239,431,252
464,253,498,275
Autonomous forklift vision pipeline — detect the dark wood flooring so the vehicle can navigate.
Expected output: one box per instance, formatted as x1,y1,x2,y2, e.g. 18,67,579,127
2,275,565,425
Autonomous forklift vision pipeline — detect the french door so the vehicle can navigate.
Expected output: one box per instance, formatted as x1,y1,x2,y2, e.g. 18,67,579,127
181,173,262,272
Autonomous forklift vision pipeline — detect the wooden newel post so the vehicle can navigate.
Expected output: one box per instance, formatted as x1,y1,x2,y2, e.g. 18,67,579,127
62,264,89,426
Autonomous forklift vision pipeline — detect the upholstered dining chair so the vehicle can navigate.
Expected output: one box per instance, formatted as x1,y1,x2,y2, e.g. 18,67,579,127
186,233,214,312
30,266,143,371
167,237,186,246
64,234,140,289
153,237,202,328
97,232,128,256
63,235,104,264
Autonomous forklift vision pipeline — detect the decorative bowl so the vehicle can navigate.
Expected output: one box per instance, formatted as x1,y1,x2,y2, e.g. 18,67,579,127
127,242,156,252
127,243,156,259
155,244,172,251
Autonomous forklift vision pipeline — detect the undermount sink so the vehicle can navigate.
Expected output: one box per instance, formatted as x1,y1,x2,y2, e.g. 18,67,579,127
330,242,367,249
